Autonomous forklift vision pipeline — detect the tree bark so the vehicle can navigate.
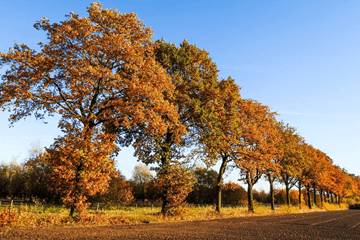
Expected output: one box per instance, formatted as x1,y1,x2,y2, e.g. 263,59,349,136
247,180,254,213
320,189,323,204
216,155,227,213
306,185,311,209
284,175,290,205
298,181,302,208
313,184,317,206
326,192,330,203
69,206,75,217
330,192,334,203
268,175,275,211
160,132,173,215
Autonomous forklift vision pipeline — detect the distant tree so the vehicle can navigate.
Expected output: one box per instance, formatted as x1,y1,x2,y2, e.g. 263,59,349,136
253,190,269,204
0,164,11,198
221,183,247,205
186,167,218,204
273,189,299,205
21,142,59,202
7,162,26,200
89,170,133,205
130,163,153,203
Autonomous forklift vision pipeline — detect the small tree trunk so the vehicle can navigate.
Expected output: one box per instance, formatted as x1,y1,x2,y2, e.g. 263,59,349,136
247,181,254,213
330,192,334,203
320,189,323,204
160,133,173,215
327,192,330,203
268,175,275,211
285,178,290,205
313,184,317,206
216,155,227,213
69,206,75,217
298,181,302,208
306,185,311,209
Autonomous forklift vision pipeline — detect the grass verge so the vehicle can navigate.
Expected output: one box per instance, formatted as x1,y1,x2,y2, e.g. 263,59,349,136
0,202,348,229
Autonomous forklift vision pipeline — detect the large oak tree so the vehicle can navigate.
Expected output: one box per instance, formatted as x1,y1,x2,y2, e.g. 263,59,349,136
0,2,179,216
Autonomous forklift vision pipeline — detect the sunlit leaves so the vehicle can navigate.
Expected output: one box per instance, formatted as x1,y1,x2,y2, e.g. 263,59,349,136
45,125,118,215
0,2,181,216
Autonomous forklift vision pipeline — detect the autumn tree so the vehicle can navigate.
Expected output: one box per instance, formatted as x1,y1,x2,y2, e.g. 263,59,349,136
118,40,220,214
296,143,315,209
221,183,247,205
315,153,333,204
263,120,284,211
196,78,242,213
89,170,134,205
328,165,346,204
277,124,304,205
235,100,283,213
310,149,333,206
0,2,179,216
45,125,118,216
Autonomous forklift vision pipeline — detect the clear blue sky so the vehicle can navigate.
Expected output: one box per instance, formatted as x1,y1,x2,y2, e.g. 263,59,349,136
1,1,360,190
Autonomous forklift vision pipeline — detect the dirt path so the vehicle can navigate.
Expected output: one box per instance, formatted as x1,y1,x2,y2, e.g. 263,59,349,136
2,210,360,239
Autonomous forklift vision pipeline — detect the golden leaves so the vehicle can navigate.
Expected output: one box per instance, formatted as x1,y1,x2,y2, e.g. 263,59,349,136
45,125,117,214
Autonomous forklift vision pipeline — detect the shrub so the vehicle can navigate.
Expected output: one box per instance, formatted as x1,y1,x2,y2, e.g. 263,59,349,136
0,205,18,227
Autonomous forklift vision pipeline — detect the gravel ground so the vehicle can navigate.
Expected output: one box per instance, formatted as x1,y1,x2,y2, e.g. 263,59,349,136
1,210,360,239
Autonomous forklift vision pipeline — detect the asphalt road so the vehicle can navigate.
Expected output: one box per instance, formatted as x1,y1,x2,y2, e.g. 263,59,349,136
2,210,360,239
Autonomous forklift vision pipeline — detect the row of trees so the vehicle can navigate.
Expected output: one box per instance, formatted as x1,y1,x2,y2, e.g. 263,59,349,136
1,2,359,216
3,154,357,210
0,145,133,205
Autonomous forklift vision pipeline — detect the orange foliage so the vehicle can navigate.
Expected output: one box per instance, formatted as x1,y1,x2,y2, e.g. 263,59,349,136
153,165,195,215
0,205,18,227
0,3,180,216
235,100,283,186
128,40,220,214
46,125,118,215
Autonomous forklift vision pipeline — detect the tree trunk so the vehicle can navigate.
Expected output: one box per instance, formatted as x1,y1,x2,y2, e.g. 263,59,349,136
160,134,172,214
313,184,317,206
320,189,323,204
216,155,227,213
330,192,334,203
306,185,311,209
284,176,290,205
69,206,75,217
69,162,84,217
247,181,254,213
327,192,330,203
298,181,302,208
268,175,275,211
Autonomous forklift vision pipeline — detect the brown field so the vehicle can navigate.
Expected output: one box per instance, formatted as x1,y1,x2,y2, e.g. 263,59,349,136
1,208,359,239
